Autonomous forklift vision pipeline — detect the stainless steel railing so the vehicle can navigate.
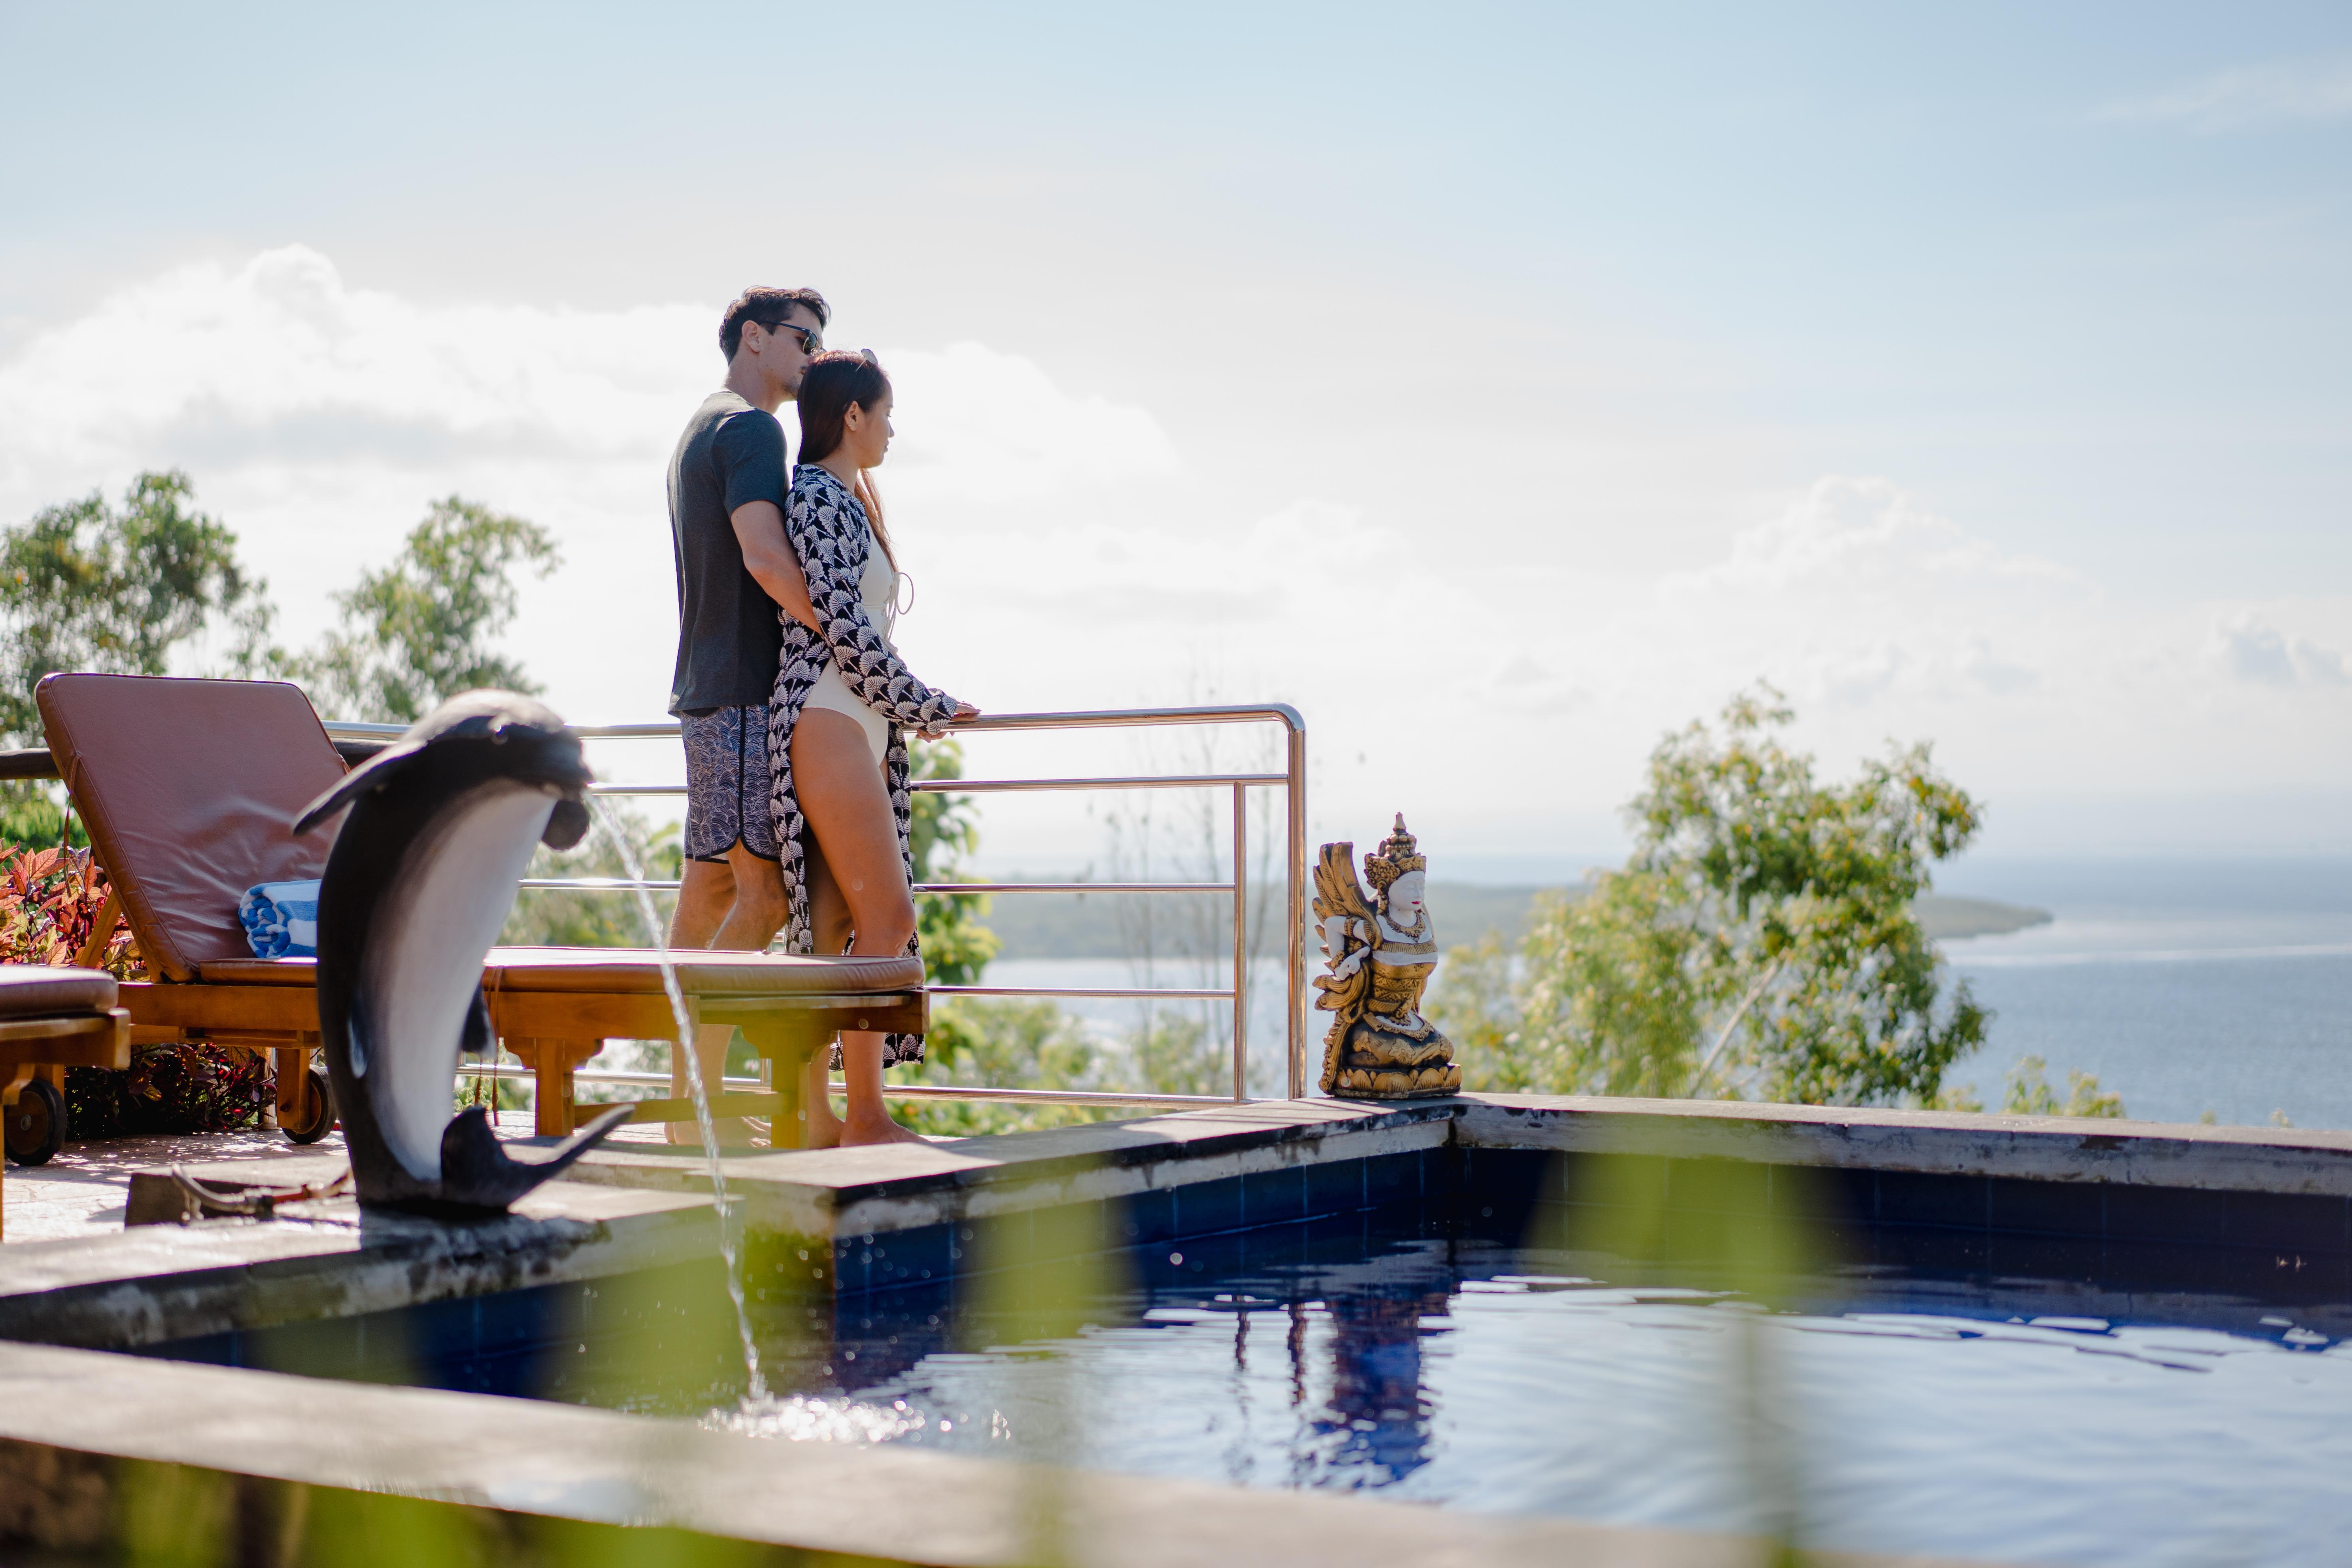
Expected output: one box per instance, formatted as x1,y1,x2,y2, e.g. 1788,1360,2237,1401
325,704,1308,1108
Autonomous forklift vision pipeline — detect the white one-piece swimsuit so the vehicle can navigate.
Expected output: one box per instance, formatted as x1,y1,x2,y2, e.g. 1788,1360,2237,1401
798,525,900,768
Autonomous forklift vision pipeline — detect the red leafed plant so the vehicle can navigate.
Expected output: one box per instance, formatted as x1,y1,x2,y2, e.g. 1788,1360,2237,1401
0,844,139,976
0,843,269,1135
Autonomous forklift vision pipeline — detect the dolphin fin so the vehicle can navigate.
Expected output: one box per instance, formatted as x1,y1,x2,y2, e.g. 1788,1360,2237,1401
433,1104,635,1212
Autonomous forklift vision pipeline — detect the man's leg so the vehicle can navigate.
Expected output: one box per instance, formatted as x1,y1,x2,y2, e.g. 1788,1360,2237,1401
670,843,785,1147
670,705,787,1146
670,857,736,948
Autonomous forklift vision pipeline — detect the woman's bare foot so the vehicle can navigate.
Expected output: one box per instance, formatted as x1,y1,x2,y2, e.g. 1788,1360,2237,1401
840,1111,930,1147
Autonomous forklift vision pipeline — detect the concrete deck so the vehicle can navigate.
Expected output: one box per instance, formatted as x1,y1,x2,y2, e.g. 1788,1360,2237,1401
0,1111,677,1244
0,1339,1994,1568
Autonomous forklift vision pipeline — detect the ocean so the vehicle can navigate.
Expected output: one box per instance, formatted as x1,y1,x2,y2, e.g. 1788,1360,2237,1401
1932,857,2352,1129
973,858,2352,1130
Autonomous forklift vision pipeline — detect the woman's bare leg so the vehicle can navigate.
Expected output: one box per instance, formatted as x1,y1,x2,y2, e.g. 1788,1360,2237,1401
795,837,855,1148
791,710,926,1146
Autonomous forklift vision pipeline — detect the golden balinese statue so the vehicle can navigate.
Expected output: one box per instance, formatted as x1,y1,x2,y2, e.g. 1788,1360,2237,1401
1313,815,1461,1099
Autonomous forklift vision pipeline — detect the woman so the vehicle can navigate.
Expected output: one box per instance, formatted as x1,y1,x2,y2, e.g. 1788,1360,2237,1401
768,350,975,1146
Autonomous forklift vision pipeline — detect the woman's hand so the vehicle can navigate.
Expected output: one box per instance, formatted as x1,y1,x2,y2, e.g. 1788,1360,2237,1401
919,701,979,741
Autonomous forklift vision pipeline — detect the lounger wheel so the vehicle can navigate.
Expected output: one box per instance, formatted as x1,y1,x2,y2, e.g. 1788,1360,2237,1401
5,1078,66,1166
282,1066,335,1144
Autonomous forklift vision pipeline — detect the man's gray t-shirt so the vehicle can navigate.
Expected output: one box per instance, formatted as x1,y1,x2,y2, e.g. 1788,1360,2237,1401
667,390,788,714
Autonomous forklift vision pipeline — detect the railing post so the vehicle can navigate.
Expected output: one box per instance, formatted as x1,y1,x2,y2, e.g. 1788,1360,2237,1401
1231,780,1247,1104
1286,713,1307,1099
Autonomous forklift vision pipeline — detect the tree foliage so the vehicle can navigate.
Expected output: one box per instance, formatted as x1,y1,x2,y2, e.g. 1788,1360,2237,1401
2001,1055,2124,1118
906,737,998,987
1433,686,1990,1107
0,470,274,744
291,497,558,723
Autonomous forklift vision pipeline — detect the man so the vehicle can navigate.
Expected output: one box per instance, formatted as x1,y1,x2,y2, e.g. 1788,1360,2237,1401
664,285,828,1141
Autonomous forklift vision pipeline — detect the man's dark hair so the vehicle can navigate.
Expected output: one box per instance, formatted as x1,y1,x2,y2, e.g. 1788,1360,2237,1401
719,287,830,362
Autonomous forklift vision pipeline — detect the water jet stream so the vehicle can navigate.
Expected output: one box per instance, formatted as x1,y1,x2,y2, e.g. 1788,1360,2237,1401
590,800,767,1401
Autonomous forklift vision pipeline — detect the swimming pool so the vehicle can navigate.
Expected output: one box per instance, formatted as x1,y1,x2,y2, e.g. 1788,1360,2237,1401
143,1141,2352,1568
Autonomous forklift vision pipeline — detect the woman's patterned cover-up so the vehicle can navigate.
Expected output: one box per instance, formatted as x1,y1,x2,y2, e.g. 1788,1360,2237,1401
766,463,961,1067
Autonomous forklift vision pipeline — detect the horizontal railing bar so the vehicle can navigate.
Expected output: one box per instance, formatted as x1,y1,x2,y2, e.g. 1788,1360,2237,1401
515,879,1236,895
933,985,1235,1000
456,1062,1233,1111
843,1081,1239,1109
324,706,1305,744
914,881,1235,895
929,773,1288,792
457,1064,768,1090
580,775,1284,797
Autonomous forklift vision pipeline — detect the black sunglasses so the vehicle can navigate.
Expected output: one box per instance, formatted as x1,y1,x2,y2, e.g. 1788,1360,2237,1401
760,320,822,354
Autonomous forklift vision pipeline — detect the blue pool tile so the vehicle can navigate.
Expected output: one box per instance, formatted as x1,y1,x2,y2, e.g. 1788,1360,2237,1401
1770,1163,1862,1223
1871,1223,1990,1273
1303,1154,1365,1219
2222,1190,2350,1255
1243,1164,1308,1228
1989,1176,2106,1239
1174,1175,1244,1238
1875,1171,1989,1231
1987,1230,2107,1282
1360,1150,1422,1209
863,1224,953,1291
2106,1183,2230,1246
1119,1186,1179,1247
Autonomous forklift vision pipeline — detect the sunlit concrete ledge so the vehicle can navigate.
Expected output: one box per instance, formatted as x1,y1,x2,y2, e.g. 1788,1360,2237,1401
0,1340,1996,1568
1452,1093,2352,1196
566,1096,1462,1237
0,1182,714,1351
559,1093,2352,1244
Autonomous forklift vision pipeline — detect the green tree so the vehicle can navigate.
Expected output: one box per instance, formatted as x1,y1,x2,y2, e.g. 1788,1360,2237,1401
0,469,274,744
1432,686,1990,1107
906,737,998,986
293,497,558,722
2002,1055,2124,1118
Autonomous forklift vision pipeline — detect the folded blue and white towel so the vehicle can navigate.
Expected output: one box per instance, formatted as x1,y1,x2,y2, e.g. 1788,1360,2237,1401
239,879,322,959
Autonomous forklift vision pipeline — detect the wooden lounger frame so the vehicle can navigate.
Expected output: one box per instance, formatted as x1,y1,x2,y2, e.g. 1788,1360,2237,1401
118,971,923,1145
0,1006,132,1241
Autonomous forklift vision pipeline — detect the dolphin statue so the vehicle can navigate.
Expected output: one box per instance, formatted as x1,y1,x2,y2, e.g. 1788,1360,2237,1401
293,690,631,1213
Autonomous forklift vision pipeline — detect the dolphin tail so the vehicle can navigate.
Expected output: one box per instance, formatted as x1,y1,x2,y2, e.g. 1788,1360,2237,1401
434,1104,636,1212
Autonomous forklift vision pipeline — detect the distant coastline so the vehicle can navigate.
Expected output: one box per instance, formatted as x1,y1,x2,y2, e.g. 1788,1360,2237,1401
974,880,2053,959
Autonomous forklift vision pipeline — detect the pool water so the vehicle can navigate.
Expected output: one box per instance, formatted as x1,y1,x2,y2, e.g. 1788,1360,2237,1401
740,1231,2352,1568
147,1186,2352,1568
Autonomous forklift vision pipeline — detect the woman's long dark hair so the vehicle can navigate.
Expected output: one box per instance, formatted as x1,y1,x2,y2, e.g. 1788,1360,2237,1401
798,350,896,566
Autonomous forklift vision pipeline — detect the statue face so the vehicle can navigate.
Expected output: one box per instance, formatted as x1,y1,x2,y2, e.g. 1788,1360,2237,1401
1387,870,1427,920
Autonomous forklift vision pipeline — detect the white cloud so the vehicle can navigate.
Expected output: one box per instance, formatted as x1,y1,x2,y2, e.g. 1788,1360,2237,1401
1653,475,2088,710
2207,614,2351,687
2094,57,2352,132
2,250,2347,860
0,247,1183,727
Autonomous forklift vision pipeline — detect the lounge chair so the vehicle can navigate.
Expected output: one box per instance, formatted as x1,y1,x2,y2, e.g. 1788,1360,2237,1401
0,965,132,1239
37,674,922,1148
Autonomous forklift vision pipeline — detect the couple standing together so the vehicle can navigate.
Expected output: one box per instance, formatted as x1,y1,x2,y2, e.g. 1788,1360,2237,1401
664,286,976,1148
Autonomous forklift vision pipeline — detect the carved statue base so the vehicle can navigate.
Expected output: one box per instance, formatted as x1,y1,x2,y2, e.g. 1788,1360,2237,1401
1313,815,1462,1102
1329,1019,1463,1099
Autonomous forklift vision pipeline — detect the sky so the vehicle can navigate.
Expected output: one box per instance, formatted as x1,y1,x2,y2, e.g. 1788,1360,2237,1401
1,2,2347,877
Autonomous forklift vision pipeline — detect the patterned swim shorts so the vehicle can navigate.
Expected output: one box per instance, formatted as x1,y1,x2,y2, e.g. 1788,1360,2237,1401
681,704,780,862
